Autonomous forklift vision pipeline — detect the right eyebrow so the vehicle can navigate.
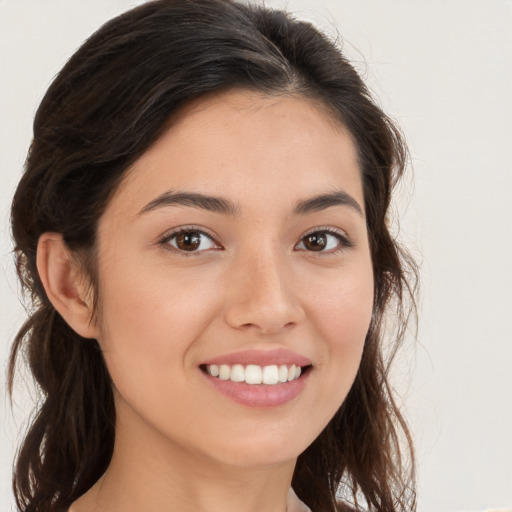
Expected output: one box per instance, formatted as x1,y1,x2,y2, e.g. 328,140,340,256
138,191,241,217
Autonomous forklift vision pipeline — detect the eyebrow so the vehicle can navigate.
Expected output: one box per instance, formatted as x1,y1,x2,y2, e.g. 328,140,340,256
293,191,363,217
138,191,241,216
138,190,363,217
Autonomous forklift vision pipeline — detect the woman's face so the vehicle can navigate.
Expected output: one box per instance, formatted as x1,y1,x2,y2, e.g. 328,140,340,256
94,90,374,469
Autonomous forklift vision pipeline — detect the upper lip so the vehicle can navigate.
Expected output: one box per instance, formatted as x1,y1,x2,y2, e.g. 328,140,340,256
201,348,312,367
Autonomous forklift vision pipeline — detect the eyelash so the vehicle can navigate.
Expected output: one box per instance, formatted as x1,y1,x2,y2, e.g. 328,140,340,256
158,226,353,257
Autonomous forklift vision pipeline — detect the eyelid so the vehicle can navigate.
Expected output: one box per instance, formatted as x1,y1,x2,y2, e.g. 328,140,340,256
301,225,350,239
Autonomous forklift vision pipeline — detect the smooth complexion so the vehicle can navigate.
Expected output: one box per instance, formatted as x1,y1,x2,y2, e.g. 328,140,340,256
62,90,374,512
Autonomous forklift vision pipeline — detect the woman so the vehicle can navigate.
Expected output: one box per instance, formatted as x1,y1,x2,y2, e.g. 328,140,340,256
8,1,417,511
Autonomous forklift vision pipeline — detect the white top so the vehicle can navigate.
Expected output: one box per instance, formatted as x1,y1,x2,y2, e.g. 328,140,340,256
287,488,313,512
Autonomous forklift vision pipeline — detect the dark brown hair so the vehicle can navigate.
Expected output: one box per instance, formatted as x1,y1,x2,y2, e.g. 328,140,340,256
8,1,417,511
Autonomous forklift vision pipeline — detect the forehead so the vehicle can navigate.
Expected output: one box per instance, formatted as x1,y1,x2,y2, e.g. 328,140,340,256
107,90,363,217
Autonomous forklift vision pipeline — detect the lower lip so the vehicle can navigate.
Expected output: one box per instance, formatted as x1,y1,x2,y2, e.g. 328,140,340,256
201,369,310,408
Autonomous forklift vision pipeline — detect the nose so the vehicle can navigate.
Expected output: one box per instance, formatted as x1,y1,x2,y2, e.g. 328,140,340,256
223,249,305,335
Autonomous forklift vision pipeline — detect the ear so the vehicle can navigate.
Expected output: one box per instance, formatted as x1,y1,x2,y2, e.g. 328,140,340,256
36,233,100,339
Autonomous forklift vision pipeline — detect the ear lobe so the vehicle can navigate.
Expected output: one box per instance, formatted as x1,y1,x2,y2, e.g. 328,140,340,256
36,233,99,339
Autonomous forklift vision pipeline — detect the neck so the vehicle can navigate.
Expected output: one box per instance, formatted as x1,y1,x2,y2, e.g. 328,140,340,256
70,398,297,512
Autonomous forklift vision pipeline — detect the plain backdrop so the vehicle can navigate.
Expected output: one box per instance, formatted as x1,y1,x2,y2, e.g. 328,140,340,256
1,1,511,511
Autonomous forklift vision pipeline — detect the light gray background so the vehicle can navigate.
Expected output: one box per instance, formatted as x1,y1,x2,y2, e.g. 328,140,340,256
1,1,511,511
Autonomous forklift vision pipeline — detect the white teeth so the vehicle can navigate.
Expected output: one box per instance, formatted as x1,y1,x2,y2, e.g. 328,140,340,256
262,365,279,385
219,364,230,380
245,365,262,384
278,365,289,383
230,364,245,382
205,363,305,385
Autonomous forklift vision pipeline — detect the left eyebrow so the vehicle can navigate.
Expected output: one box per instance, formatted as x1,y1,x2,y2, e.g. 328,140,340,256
293,191,364,217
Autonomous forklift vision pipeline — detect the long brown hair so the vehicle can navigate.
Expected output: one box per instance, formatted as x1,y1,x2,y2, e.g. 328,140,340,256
8,1,418,511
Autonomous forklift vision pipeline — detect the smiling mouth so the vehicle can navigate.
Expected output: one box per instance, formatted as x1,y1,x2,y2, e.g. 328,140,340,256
200,363,312,385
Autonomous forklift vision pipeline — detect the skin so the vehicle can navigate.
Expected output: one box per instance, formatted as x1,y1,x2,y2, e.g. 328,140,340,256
40,90,374,512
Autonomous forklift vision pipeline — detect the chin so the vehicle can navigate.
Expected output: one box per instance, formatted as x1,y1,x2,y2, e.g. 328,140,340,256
205,428,316,469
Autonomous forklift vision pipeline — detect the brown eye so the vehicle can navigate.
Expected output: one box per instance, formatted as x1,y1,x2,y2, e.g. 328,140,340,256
175,232,201,251
296,229,352,253
303,233,327,251
164,229,218,253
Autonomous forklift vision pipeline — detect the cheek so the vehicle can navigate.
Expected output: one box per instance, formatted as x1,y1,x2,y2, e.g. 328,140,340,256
324,284,373,346
306,262,374,396
308,260,374,346
95,261,219,398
